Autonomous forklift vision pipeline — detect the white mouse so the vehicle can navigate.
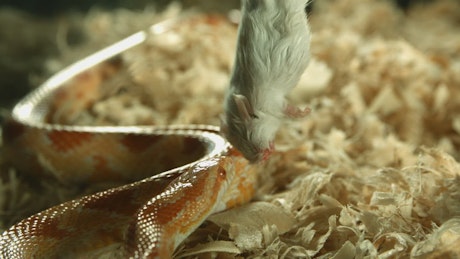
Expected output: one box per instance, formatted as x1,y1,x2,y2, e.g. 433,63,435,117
222,0,311,162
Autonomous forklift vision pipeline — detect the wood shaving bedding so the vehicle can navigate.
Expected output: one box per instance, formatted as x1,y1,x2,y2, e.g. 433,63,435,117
1,0,460,258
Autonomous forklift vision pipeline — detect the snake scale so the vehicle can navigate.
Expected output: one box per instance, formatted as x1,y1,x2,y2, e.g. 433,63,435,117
0,15,260,258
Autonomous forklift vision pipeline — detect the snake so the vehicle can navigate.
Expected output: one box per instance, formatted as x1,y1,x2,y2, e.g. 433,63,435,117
0,15,259,258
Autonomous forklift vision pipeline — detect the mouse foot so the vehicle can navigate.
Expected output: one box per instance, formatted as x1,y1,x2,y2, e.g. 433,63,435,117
284,104,310,119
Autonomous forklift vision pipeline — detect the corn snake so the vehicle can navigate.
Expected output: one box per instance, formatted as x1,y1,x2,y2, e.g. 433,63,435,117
0,15,259,258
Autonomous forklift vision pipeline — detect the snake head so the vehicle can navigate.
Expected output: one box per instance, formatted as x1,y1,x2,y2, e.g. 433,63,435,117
221,94,280,162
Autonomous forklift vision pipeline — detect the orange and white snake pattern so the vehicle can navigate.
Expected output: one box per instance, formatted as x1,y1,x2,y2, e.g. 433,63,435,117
0,16,259,258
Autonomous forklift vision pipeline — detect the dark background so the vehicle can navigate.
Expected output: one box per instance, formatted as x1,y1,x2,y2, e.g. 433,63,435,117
0,0,157,14
0,0,430,14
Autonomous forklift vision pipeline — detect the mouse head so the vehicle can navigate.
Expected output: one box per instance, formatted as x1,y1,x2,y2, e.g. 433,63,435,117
221,94,278,162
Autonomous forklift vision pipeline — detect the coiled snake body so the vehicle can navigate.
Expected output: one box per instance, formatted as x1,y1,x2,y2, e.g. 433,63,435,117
0,16,259,258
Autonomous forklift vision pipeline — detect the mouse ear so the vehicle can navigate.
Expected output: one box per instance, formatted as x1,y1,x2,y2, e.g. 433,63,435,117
233,94,255,123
